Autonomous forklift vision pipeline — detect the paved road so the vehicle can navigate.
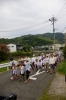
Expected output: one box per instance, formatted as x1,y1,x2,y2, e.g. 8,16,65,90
0,68,55,100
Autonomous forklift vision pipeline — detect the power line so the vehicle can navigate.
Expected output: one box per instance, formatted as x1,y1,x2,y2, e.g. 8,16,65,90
0,20,49,32
56,2,66,18
0,24,52,38
61,27,66,33
57,10,66,20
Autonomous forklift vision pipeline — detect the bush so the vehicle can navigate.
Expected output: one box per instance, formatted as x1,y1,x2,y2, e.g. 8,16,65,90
11,51,33,57
0,44,10,61
63,45,66,58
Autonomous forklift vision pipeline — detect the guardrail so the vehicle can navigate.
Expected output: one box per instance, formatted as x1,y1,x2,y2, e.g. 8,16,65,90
0,63,10,71
0,63,10,68
0,61,18,71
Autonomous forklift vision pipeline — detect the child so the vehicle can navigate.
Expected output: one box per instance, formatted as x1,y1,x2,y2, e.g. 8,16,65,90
24,59,31,84
38,59,42,72
10,62,17,81
19,61,25,81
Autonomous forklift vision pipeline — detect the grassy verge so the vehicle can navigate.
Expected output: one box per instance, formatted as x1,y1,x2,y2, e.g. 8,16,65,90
0,67,7,72
57,60,66,75
39,60,66,100
39,76,66,100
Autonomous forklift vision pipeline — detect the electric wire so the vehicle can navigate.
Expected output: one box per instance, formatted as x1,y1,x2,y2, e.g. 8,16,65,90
61,27,66,33
0,20,49,32
56,2,66,18
0,24,52,38
57,10,66,20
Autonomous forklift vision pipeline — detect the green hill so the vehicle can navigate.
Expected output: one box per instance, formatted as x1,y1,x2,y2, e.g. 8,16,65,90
0,32,64,46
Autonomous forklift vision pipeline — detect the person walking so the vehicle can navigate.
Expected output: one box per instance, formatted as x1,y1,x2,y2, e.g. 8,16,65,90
10,62,17,80
49,54,55,74
19,61,25,81
24,59,31,84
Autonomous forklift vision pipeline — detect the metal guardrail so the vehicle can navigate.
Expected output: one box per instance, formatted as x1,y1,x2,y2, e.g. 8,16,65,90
0,63,10,68
0,61,18,71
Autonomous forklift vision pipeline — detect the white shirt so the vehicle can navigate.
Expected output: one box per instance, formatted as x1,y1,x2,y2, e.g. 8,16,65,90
10,60,17,66
31,57,36,63
49,57,55,64
24,61,31,71
38,61,42,67
34,61,39,66
42,59,46,65
45,57,49,63
20,66,25,74
37,56,42,60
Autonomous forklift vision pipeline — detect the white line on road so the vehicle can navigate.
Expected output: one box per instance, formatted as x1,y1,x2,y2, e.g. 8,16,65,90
29,70,45,80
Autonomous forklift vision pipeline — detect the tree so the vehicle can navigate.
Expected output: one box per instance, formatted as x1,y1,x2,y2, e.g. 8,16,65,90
22,45,31,52
63,45,66,58
0,44,10,61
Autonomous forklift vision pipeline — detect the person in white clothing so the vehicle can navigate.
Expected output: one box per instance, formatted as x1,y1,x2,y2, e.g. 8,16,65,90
11,62,17,80
34,59,39,71
49,54,55,74
45,56,49,72
31,55,36,70
42,57,46,69
24,59,31,83
19,61,25,81
38,59,42,71
10,58,17,69
37,54,42,60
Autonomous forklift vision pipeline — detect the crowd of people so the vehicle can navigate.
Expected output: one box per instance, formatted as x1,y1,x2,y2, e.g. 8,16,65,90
10,51,62,84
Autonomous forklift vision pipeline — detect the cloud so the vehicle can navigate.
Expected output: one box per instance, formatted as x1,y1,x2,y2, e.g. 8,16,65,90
0,0,66,38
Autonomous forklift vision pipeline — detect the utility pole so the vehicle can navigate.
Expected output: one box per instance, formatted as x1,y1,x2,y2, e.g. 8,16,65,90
49,15,57,51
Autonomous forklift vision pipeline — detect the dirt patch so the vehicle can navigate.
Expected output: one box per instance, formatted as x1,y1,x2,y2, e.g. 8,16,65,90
48,73,66,97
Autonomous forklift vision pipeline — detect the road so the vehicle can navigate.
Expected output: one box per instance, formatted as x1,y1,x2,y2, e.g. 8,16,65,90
0,68,55,100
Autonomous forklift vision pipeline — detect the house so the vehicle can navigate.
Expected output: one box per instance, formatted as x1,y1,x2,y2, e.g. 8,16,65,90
52,44,62,50
7,43,17,52
16,44,23,51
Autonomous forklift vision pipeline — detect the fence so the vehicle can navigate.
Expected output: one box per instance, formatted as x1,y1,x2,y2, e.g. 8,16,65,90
0,61,17,71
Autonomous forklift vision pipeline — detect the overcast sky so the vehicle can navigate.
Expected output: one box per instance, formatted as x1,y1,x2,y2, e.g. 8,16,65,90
0,0,66,38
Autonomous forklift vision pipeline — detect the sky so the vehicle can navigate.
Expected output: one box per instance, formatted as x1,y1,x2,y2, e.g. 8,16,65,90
0,0,66,39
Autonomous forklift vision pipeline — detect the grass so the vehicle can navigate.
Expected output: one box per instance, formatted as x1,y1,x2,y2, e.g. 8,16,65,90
39,77,66,100
39,60,66,100
39,94,66,100
57,60,66,75
0,67,7,72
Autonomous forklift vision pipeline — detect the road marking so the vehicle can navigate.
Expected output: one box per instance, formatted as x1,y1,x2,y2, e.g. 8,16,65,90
29,70,45,80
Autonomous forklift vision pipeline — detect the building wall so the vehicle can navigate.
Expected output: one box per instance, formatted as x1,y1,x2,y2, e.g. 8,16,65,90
7,43,16,52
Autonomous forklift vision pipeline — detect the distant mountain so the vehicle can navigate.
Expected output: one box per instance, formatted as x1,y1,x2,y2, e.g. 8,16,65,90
0,32,65,46
36,32,64,42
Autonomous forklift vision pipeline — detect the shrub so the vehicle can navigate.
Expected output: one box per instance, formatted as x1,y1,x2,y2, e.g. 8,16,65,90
63,45,66,58
11,51,33,57
0,44,10,61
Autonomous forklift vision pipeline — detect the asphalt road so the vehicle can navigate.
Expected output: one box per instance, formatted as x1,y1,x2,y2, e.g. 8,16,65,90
0,67,55,100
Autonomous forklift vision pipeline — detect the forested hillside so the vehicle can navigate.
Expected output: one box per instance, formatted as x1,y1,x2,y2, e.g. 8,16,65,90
0,32,64,46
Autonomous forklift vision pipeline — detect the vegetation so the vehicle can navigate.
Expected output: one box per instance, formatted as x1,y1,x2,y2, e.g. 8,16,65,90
0,44,10,61
57,60,66,82
11,51,33,57
0,32,64,46
57,60,66,75
63,45,66,58
39,73,66,100
0,67,7,72
39,93,66,100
